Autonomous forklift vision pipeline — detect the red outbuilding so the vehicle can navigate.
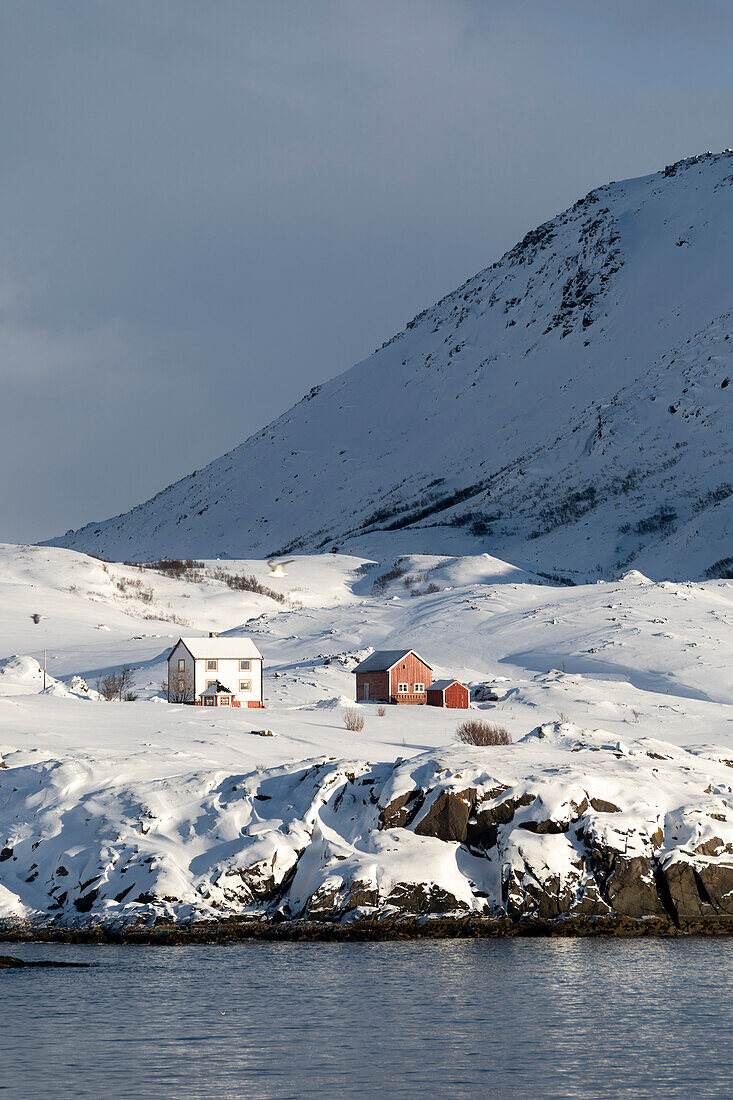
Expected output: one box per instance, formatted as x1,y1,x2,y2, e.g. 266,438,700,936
426,679,470,709
353,649,433,705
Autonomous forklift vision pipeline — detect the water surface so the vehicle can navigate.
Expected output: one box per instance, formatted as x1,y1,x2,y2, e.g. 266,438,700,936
3,938,733,1098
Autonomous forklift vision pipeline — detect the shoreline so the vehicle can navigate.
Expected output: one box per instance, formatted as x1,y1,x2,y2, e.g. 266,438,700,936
3,913,733,945
5,730,733,937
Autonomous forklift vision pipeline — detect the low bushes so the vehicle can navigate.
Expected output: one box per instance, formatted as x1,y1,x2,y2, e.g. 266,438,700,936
210,567,286,604
372,559,407,594
131,559,288,604
456,719,511,746
96,666,137,702
344,708,365,732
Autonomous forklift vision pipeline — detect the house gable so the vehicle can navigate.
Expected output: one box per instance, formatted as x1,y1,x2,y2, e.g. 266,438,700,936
388,652,432,700
168,638,195,666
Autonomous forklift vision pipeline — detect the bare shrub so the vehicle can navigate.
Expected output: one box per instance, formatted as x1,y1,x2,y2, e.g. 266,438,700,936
456,719,511,746
425,582,441,594
377,705,387,717
163,668,194,703
118,666,136,698
96,672,118,701
372,559,407,594
211,567,287,604
344,708,365,732
134,559,206,581
141,611,190,626
97,666,136,702
130,557,290,607
557,712,570,724
113,575,155,603
131,558,289,604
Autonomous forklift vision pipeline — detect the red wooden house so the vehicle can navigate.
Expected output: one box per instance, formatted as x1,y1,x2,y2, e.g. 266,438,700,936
426,679,470,709
353,650,432,705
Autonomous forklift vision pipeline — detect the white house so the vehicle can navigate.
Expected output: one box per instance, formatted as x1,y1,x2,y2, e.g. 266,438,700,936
167,635,264,708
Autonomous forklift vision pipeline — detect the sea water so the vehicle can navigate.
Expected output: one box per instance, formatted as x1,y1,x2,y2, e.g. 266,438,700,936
3,938,733,1098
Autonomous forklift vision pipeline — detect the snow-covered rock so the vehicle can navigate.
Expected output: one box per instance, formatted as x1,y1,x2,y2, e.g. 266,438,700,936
2,725,733,931
0,656,64,697
0,657,101,701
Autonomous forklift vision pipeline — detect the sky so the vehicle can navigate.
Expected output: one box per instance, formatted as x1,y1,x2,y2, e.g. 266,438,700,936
3,0,733,543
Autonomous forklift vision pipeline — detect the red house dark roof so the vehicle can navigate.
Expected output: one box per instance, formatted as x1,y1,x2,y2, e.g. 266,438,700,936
353,650,432,674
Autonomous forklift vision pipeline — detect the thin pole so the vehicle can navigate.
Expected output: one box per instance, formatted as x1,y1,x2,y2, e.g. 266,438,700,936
43,648,47,691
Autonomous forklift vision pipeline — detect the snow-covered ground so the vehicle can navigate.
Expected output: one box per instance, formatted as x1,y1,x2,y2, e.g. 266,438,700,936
2,541,733,927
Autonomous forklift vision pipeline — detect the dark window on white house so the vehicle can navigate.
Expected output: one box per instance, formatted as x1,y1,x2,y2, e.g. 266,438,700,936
207,659,217,672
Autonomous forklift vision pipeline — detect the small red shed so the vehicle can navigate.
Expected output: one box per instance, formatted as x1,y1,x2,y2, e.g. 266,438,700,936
426,679,470,709
353,650,433,705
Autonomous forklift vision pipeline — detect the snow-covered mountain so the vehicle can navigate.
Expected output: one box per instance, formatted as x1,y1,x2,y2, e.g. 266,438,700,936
47,151,733,580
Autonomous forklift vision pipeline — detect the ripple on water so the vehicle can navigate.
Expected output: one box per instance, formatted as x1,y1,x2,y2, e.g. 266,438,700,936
3,938,733,1099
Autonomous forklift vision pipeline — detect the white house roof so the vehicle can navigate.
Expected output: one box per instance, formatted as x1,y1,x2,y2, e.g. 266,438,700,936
171,637,262,661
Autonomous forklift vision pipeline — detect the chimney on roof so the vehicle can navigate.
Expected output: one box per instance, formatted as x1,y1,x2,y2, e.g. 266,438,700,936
209,631,219,638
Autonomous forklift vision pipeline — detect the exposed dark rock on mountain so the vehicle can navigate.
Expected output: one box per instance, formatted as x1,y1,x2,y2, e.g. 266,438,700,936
47,151,733,580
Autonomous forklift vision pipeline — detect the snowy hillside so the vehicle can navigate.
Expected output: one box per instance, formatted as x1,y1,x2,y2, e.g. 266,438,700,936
47,151,733,580
3,541,733,930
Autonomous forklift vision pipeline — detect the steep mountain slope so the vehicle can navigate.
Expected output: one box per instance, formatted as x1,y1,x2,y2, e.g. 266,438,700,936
47,151,733,579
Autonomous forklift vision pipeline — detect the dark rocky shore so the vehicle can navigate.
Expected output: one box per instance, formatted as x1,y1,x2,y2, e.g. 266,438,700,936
3,910,733,947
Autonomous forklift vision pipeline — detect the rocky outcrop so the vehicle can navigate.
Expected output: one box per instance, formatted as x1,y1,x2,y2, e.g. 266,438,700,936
379,789,424,829
661,858,733,923
4,724,733,933
413,788,476,843
0,954,88,967
467,790,534,849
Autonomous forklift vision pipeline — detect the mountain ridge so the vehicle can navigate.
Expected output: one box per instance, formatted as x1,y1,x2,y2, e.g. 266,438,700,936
46,150,733,579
